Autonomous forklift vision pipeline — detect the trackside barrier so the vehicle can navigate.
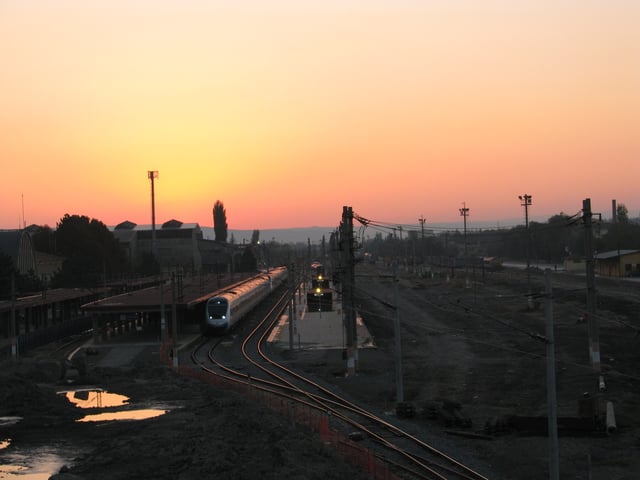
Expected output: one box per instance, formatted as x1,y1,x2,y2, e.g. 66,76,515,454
160,341,399,480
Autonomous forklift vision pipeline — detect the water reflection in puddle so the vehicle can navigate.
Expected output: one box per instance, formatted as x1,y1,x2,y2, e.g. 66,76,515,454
0,417,22,427
59,388,169,423
63,388,129,408
1,389,172,478
1,417,75,478
78,408,167,422
0,445,74,479
1,417,20,451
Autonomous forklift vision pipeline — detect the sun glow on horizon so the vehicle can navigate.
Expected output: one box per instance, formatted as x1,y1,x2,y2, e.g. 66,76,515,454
1,1,638,231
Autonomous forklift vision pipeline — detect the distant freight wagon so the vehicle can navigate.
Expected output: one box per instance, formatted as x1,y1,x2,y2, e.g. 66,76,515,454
307,262,333,312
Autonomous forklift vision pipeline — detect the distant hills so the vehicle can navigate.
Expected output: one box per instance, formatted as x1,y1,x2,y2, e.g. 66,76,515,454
204,220,524,244
202,227,335,245
116,218,542,247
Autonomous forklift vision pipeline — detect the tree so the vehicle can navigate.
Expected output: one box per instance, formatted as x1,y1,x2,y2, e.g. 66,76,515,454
51,214,128,287
31,225,56,253
234,245,258,272
0,250,44,299
213,200,228,242
617,204,629,223
598,217,640,252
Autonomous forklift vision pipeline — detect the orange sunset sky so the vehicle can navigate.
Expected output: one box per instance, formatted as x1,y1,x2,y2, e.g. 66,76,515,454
1,1,639,232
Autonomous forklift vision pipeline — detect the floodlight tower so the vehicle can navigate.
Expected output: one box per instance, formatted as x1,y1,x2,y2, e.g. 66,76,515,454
148,171,159,260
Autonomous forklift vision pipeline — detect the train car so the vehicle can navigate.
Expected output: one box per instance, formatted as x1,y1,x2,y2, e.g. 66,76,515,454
310,261,325,279
307,261,333,312
203,266,288,334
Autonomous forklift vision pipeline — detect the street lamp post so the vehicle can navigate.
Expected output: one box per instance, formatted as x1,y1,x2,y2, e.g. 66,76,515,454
418,215,426,269
459,203,469,256
519,194,533,306
148,170,166,340
148,171,159,261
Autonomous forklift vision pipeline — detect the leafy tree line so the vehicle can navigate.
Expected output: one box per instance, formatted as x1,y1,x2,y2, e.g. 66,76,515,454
0,214,127,298
6,204,637,295
4,200,264,292
361,206,640,265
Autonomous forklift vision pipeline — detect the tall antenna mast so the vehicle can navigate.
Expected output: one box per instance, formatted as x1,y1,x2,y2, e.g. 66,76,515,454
21,193,26,229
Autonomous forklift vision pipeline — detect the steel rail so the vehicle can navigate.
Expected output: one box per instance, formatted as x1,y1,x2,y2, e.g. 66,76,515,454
189,288,489,480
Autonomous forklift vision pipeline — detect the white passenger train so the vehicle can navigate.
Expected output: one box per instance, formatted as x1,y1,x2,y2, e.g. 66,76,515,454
203,266,288,334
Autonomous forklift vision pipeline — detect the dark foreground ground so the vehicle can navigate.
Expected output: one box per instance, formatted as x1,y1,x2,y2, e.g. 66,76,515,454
0,345,371,480
1,263,639,479
335,263,640,480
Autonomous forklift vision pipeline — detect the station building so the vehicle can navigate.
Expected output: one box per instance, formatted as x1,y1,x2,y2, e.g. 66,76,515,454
112,219,237,274
0,220,239,359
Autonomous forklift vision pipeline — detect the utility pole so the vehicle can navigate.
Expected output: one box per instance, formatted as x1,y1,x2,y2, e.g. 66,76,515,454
392,261,404,403
459,203,469,256
171,273,178,369
544,269,559,480
341,206,357,375
460,203,470,286
519,194,533,307
10,274,17,359
289,263,296,350
418,215,426,265
583,198,600,374
159,270,166,341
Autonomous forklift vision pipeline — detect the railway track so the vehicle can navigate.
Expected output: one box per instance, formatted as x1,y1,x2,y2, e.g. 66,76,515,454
189,289,490,480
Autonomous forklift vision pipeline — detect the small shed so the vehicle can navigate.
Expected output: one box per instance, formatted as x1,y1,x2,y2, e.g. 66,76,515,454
595,250,640,277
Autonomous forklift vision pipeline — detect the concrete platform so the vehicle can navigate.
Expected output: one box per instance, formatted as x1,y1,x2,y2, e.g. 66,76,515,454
74,286,375,369
268,293,375,351
94,343,159,368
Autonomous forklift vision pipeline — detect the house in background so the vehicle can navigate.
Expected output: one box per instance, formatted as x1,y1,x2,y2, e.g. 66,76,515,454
33,251,64,284
595,250,640,277
563,256,585,273
113,219,233,274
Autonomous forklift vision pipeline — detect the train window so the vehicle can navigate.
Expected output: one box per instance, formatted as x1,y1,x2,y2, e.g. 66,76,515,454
207,300,228,319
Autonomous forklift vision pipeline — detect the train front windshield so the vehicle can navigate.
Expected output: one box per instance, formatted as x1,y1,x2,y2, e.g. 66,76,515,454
207,299,228,319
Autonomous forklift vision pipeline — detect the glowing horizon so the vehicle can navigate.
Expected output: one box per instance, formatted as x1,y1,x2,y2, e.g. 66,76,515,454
1,1,638,231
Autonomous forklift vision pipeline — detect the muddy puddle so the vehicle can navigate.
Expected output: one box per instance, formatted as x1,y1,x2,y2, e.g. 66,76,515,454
0,388,174,478
62,387,170,422
0,442,78,480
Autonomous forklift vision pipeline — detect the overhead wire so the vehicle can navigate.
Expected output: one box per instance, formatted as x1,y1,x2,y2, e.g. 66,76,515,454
354,210,585,237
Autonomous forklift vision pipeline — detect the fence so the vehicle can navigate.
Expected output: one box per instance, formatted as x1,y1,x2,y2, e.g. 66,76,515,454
160,340,399,480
